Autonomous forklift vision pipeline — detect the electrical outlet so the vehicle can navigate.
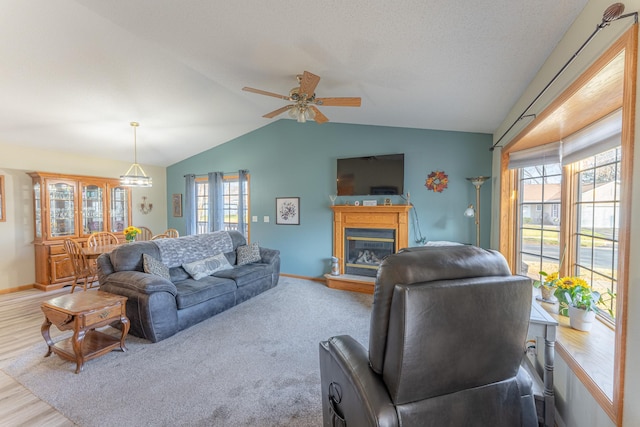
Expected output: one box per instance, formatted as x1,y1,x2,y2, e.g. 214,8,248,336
263,216,270,223
252,216,258,222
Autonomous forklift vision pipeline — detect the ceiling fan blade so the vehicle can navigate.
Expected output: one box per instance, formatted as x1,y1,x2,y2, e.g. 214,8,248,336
299,71,321,98
315,97,362,107
263,105,294,119
242,86,290,100
310,106,329,124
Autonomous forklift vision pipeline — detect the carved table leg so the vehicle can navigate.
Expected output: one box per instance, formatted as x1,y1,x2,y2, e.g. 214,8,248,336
72,327,86,374
41,317,53,357
119,315,130,352
543,337,555,427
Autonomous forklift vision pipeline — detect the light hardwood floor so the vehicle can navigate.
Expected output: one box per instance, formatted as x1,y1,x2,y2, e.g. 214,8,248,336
0,287,76,426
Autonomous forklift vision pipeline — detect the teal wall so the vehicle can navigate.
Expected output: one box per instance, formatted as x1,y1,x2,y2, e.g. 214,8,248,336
166,119,493,278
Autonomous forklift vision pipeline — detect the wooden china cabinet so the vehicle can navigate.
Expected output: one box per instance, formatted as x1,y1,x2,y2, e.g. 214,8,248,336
29,172,132,291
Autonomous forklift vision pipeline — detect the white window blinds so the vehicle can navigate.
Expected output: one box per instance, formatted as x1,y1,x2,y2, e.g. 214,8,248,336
508,141,561,169
561,109,622,165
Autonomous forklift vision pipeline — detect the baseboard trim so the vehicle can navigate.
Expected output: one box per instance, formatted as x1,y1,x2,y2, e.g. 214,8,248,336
0,283,36,294
280,273,326,283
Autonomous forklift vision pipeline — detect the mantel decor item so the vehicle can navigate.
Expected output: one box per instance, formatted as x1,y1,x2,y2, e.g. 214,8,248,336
331,257,340,276
120,122,152,187
276,197,300,225
172,194,182,217
425,171,448,193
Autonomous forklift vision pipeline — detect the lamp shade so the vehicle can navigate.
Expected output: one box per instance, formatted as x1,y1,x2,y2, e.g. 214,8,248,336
464,205,475,217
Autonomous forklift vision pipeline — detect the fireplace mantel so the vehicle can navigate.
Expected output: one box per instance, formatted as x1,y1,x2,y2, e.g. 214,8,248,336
326,204,412,293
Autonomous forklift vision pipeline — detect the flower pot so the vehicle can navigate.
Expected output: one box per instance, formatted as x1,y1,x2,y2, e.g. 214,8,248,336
568,305,596,331
540,285,557,301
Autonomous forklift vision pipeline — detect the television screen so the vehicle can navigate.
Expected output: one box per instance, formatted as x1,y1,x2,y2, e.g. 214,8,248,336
336,154,404,196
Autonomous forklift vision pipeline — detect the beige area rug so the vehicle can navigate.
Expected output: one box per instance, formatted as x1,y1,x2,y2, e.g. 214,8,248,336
5,278,373,427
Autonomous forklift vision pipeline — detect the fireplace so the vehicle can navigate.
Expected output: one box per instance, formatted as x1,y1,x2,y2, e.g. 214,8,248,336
344,228,395,277
326,204,411,293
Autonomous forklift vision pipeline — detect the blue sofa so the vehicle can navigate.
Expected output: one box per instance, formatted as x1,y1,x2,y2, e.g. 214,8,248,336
97,231,280,342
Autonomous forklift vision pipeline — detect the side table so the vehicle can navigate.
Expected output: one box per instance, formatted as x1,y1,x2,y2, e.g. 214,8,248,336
525,301,558,427
41,291,129,373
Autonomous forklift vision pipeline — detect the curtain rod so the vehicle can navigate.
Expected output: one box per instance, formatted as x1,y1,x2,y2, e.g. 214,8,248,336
490,4,638,152
183,171,249,178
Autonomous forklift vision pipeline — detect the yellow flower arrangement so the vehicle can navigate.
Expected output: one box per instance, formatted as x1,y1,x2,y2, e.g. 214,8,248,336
124,226,141,242
554,275,600,316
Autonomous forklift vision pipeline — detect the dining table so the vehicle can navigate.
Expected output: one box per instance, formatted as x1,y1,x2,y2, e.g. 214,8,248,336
81,243,123,259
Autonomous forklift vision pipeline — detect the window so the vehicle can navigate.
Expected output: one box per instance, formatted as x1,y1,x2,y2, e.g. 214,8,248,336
500,30,635,423
518,164,562,279
195,175,249,237
575,147,620,322
515,149,620,322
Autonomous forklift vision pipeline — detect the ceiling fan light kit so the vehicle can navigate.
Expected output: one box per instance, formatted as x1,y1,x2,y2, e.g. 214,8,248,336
242,71,361,124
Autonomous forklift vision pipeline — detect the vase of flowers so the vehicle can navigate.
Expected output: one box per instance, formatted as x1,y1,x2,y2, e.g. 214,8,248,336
554,276,601,331
567,305,597,331
533,271,559,302
124,226,141,243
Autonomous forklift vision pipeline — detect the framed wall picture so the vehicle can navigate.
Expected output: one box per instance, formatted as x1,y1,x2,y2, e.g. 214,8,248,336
276,197,300,225
172,193,182,217
0,175,5,222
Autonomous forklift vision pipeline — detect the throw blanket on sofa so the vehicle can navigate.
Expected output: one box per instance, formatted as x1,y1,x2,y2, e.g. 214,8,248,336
152,231,234,268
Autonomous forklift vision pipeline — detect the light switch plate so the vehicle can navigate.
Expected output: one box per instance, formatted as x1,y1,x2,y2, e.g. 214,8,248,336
263,216,270,223
252,216,258,222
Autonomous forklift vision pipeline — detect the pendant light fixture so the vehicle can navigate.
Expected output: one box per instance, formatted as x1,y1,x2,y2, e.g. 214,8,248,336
120,122,152,187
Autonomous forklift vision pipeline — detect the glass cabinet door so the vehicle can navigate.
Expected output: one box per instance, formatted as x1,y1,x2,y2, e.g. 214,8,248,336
34,181,42,239
81,183,105,235
110,186,129,233
48,180,76,237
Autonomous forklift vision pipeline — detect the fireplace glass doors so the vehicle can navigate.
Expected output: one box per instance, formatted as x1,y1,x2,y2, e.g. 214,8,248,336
345,228,395,277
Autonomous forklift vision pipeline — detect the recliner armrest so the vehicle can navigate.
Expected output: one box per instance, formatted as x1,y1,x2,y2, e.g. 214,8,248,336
319,335,398,427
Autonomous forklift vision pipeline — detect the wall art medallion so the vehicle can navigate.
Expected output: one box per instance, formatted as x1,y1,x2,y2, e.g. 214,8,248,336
425,171,449,193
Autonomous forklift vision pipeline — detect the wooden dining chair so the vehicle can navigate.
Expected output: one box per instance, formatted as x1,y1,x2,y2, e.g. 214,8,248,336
63,238,98,293
151,233,169,240
164,228,179,238
136,226,153,241
87,231,119,247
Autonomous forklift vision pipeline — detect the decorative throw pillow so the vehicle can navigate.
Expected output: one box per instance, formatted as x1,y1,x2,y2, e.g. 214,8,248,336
236,242,261,266
143,254,171,280
182,253,233,280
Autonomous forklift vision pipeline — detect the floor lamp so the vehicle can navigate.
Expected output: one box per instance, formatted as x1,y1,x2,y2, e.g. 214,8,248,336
464,176,490,246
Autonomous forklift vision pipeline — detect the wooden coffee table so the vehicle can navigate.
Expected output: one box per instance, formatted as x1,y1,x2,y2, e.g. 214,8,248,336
41,291,129,373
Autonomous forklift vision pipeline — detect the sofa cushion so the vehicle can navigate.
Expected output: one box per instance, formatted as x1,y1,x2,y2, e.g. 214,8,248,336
213,263,271,287
182,253,233,280
143,254,170,280
109,241,161,272
169,266,190,282
174,276,236,309
237,242,261,265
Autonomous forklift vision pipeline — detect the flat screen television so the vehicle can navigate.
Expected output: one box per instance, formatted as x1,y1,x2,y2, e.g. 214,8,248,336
336,154,404,196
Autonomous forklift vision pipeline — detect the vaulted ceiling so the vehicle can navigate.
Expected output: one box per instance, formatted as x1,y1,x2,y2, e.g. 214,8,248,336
0,0,589,166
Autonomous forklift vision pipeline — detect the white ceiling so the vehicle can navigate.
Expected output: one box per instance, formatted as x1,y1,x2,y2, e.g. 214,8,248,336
0,0,589,166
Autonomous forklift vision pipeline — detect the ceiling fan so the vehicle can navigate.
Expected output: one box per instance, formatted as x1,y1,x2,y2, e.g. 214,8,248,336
242,71,361,124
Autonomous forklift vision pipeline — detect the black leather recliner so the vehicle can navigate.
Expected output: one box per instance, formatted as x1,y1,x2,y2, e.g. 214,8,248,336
319,245,537,427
